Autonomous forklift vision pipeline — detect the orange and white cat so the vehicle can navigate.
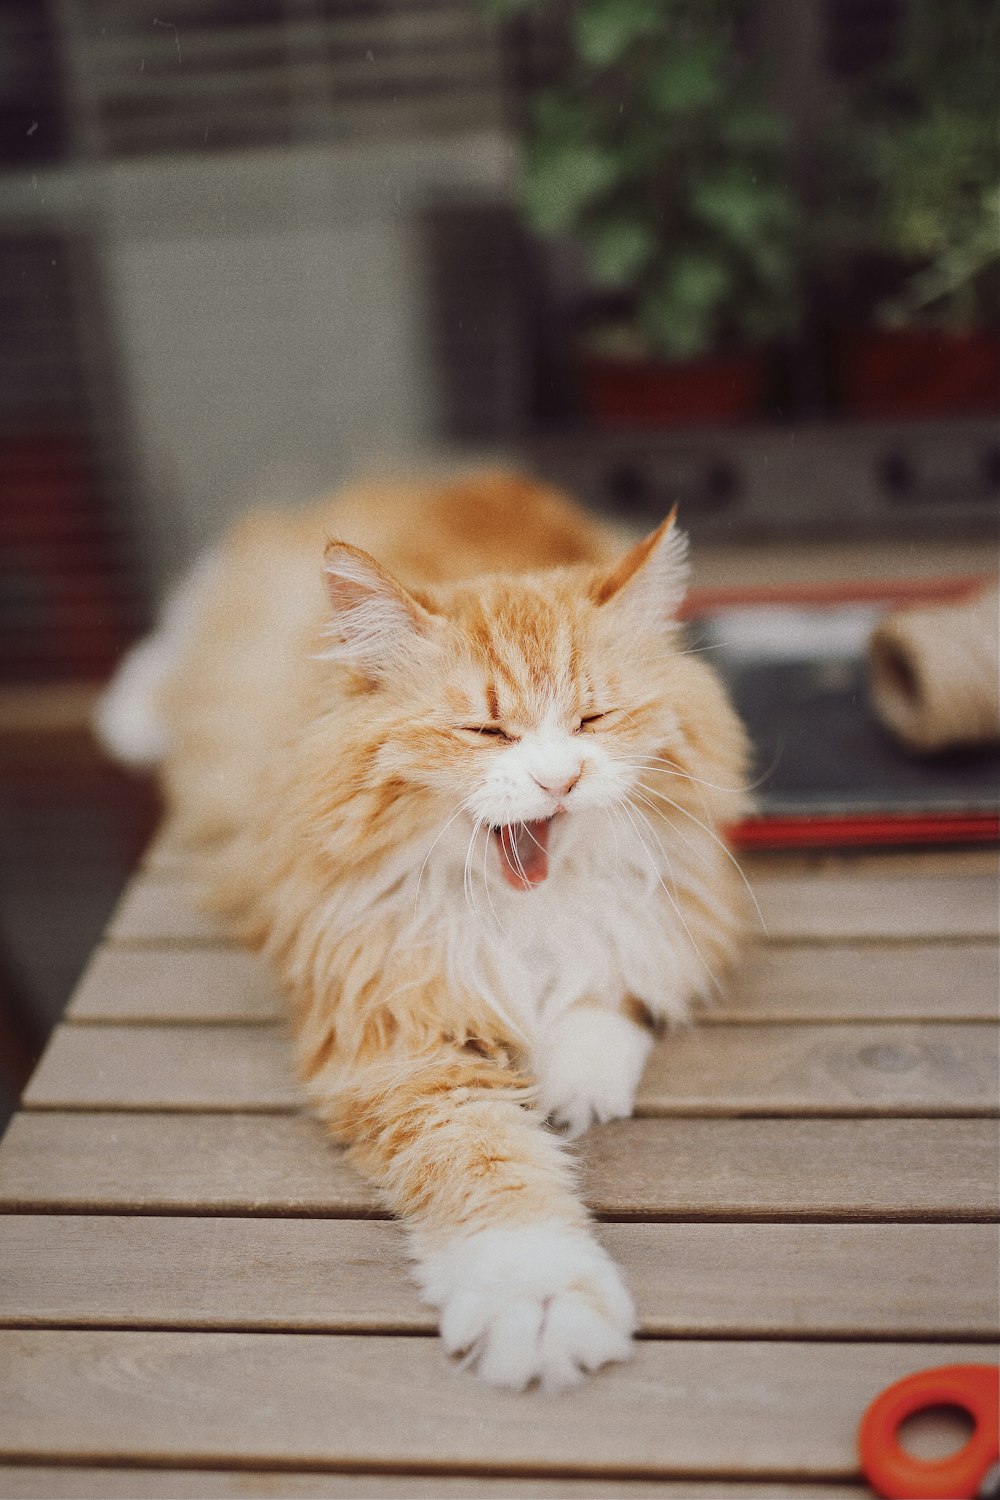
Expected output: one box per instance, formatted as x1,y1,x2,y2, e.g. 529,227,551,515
98,470,751,1391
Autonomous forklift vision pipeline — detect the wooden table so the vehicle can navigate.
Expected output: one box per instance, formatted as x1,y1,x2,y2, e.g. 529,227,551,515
0,840,997,1498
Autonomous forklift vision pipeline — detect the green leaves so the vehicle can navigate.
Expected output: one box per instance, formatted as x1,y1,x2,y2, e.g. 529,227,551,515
639,289,713,361
668,252,732,312
574,0,661,68
521,141,621,234
475,0,543,18
639,253,733,359
481,0,803,354
583,217,658,287
645,44,726,114
720,102,791,150
693,169,794,245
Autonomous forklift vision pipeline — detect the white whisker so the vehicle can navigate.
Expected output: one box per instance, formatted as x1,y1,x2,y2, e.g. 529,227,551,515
520,821,548,854
414,794,477,916
628,789,734,928
624,750,778,797
508,822,530,885
635,780,767,936
463,818,485,934
616,792,721,995
481,823,502,930
618,756,748,796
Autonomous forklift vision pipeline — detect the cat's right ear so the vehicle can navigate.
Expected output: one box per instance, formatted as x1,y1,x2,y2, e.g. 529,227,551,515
590,509,689,627
320,541,435,681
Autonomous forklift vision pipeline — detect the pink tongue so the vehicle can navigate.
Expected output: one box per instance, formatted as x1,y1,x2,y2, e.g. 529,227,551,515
494,820,551,891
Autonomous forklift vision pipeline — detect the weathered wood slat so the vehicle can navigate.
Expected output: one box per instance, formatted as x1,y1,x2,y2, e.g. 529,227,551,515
65,941,1000,1025
0,1217,994,1339
0,1471,869,1499
106,878,227,945
106,871,999,947
715,943,999,1022
67,947,282,1023
638,1021,998,1116
744,848,998,878
23,1021,998,1116
140,831,996,882
0,1331,984,1474
1,1113,995,1218
754,873,998,942
22,1025,294,1112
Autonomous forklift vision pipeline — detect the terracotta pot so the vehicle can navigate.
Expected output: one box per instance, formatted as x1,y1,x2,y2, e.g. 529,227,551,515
830,326,1000,418
578,349,770,428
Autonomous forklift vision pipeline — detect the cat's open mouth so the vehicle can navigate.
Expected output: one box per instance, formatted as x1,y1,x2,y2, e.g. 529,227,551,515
490,816,557,891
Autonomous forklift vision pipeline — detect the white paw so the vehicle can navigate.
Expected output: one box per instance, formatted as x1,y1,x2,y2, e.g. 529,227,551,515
416,1223,636,1392
535,1007,653,1139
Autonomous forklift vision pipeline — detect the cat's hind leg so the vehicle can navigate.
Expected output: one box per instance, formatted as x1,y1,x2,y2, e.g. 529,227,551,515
94,550,221,769
533,999,655,1140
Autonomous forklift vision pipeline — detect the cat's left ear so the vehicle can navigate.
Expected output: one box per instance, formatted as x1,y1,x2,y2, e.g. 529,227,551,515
590,508,689,625
320,540,436,681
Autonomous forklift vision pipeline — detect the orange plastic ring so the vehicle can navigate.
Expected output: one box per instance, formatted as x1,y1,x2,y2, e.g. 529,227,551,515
858,1364,1000,1500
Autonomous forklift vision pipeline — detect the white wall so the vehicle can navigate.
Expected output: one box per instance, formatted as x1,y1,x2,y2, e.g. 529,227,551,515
99,134,514,580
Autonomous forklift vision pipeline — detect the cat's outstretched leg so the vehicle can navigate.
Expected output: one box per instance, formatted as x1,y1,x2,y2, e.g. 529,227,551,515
313,1037,635,1392
534,1000,655,1140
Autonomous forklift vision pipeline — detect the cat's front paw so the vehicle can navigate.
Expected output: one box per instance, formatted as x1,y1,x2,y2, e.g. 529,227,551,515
535,1006,653,1139
416,1224,635,1392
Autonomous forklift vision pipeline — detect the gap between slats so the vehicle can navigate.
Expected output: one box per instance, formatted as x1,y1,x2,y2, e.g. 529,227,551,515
2,1114,996,1221
0,1332,989,1478
0,1473,873,1500
65,939,1000,1026
103,871,1000,946
22,1021,999,1118
1,1218,994,1342
2,1324,996,1347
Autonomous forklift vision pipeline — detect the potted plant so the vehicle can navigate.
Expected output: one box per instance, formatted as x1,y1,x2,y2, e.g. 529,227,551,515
818,0,999,418
484,0,801,426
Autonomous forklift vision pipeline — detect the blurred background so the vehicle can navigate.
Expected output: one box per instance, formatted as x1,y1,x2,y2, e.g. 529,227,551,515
1,0,997,1121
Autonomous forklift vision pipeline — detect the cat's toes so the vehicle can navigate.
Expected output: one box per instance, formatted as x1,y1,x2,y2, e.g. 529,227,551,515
417,1224,635,1392
536,1006,653,1139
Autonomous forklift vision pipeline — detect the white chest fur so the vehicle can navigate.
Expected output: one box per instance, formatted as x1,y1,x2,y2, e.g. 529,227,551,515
402,806,722,1043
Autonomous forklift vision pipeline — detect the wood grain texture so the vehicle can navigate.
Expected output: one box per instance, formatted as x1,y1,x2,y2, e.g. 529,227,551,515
639,1021,999,1115
105,879,227,945
104,869,999,947
752,872,998,942
742,847,998,878
139,828,996,882
64,941,1000,1025
22,1026,296,1112
0,1331,984,1474
1,1217,994,1339
711,942,1000,1023
67,947,282,1023
22,1021,999,1117
1,1113,995,1218
578,1117,1000,1220
0,1469,869,1498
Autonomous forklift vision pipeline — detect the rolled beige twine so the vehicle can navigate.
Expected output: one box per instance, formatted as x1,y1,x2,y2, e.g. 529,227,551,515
868,583,1000,753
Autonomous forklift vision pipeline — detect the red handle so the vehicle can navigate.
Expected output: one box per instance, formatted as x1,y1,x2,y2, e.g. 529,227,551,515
859,1364,1000,1499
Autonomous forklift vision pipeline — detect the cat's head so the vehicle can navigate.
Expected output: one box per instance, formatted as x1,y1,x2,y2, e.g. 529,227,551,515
320,514,737,889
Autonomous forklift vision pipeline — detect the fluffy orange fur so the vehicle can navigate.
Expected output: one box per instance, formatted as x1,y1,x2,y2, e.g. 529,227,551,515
139,469,752,1388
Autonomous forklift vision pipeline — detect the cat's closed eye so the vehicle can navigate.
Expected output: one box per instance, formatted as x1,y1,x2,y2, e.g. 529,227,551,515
578,711,614,731
459,724,513,743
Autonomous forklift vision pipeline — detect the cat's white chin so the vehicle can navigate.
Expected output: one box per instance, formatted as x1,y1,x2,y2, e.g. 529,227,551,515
414,1222,635,1392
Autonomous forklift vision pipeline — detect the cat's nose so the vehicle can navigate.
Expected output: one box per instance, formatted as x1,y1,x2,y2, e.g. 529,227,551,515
532,767,581,798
